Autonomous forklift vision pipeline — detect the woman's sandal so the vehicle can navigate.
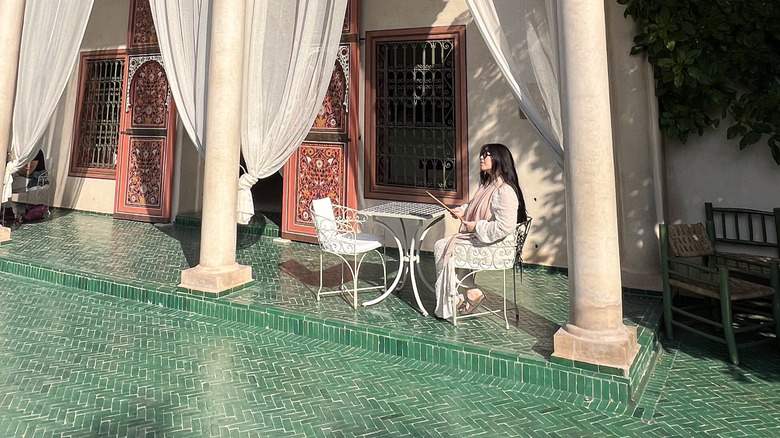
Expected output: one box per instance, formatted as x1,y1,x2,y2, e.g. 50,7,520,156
458,290,485,315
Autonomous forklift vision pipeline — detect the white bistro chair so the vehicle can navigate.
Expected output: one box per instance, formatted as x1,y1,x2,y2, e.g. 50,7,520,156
2,158,54,223
450,218,532,328
310,197,387,309
18,158,54,208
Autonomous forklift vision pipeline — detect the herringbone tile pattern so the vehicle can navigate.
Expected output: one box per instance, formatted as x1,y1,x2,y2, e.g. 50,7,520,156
0,211,659,363
1,272,778,437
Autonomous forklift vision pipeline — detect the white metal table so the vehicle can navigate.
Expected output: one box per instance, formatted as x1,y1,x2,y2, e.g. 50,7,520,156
359,201,447,315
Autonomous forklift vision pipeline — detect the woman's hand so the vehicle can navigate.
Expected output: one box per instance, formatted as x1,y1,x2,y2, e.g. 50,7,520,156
450,206,465,220
460,219,477,233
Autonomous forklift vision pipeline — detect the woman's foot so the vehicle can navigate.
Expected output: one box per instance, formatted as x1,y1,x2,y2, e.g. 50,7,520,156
458,288,485,315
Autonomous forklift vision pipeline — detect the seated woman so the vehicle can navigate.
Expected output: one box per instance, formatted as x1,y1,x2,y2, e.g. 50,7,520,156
12,149,47,192
433,143,527,319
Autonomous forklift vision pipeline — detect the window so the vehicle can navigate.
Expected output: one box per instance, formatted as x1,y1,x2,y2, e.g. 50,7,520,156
69,50,126,179
365,26,468,204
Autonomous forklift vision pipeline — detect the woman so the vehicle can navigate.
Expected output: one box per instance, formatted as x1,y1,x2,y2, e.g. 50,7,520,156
433,143,527,319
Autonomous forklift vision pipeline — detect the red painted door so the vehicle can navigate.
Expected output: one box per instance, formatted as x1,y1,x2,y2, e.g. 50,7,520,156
281,0,360,242
113,0,177,223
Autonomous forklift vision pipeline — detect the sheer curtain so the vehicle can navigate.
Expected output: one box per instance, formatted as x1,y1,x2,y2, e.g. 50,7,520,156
149,0,210,156
3,0,94,203
237,0,347,224
466,0,564,168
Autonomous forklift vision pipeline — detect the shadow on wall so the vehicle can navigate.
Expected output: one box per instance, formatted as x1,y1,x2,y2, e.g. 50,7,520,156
43,85,86,213
451,6,567,268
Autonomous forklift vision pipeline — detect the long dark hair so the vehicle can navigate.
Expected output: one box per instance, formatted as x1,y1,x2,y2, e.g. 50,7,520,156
479,143,527,223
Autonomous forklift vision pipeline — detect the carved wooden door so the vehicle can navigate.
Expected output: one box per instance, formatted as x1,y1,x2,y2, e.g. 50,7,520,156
113,0,177,223
281,0,360,242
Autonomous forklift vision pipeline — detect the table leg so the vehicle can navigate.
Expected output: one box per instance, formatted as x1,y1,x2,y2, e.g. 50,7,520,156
361,220,405,307
407,235,429,316
413,216,443,292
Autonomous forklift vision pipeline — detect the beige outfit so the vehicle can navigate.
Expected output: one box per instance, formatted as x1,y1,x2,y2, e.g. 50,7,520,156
433,178,519,318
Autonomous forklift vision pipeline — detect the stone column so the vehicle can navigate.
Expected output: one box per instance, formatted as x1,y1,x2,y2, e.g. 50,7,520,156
0,0,25,243
180,0,252,293
552,0,639,371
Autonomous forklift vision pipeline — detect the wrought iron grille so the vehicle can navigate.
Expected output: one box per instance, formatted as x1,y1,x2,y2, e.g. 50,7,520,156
375,38,457,191
76,58,124,170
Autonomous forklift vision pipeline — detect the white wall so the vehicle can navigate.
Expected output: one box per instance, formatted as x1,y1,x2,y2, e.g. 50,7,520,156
43,0,130,214
666,132,780,221
605,1,665,290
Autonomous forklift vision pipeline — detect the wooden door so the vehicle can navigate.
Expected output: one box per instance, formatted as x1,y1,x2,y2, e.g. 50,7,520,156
113,0,177,223
281,0,360,242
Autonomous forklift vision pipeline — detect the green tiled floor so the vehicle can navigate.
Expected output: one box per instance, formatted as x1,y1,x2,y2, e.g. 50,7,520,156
0,211,656,358
1,272,778,437
0,211,663,405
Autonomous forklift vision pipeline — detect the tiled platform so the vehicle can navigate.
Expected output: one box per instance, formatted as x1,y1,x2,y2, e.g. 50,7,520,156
0,210,662,409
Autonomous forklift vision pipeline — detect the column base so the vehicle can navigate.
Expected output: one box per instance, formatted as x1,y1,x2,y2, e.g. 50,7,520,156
0,226,10,242
552,323,639,373
180,263,253,295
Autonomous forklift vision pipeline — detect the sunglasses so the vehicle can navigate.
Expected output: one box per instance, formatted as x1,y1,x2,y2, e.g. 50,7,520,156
479,151,492,159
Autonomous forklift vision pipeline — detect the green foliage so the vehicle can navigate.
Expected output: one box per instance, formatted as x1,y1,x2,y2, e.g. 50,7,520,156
618,0,780,164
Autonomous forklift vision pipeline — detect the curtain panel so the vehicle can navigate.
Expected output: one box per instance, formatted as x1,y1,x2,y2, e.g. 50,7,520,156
237,0,348,224
3,0,94,203
466,0,564,168
149,0,210,157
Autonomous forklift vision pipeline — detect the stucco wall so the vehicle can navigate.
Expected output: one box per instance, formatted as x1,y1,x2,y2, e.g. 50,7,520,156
41,0,129,214
605,1,664,290
665,133,780,223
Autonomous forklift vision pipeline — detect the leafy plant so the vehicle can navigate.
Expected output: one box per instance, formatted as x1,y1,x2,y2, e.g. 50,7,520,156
618,0,780,164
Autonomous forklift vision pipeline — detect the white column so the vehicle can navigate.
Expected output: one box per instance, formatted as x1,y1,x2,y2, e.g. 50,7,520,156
552,0,639,371
180,0,252,293
0,0,26,243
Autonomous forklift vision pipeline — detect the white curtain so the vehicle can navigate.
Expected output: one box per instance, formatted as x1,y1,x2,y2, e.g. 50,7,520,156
149,0,210,156
3,0,94,203
466,0,564,168
237,0,348,224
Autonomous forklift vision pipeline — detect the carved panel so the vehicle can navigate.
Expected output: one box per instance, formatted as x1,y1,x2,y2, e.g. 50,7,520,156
128,59,169,128
292,143,345,227
125,138,163,208
129,0,158,49
312,46,350,133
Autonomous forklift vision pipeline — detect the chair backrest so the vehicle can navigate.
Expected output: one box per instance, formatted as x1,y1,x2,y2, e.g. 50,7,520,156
310,198,338,244
666,223,715,258
38,158,53,187
515,217,532,265
705,202,779,257
311,197,335,223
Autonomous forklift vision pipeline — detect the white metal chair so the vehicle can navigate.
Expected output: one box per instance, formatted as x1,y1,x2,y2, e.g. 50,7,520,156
18,158,54,208
1,158,53,223
310,197,387,309
450,218,533,328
